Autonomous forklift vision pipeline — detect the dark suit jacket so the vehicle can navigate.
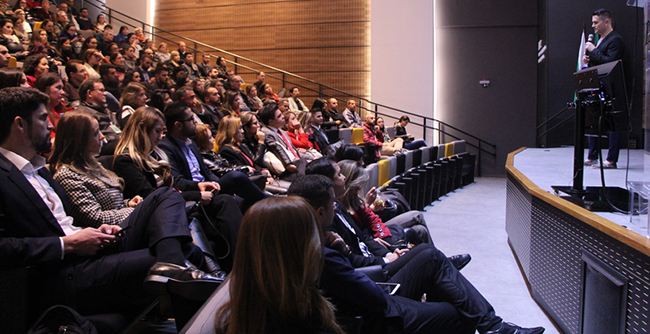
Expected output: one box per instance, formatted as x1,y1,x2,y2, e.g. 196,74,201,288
158,135,219,193
261,125,301,168
218,145,254,168
589,30,624,66
328,202,390,268
197,63,211,78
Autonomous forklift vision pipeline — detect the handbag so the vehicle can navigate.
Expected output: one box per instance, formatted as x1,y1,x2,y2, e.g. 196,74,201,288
27,305,98,334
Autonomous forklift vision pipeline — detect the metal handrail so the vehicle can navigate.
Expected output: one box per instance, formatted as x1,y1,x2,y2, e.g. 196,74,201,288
84,0,497,174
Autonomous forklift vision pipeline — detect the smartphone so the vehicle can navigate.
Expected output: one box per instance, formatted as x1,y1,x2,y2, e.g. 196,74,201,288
376,282,401,295
116,225,131,238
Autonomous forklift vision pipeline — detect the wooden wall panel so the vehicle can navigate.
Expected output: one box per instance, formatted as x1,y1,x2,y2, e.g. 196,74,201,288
154,0,370,100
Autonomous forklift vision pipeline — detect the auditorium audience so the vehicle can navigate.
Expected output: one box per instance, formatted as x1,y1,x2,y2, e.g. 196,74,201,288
0,87,220,329
287,173,545,334
363,114,403,157
159,101,268,210
214,56,228,79
215,115,271,190
323,97,349,128
31,0,53,22
214,196,345,334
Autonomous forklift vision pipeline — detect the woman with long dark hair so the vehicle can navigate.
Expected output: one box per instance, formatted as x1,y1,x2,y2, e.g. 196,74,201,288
215,197,344,334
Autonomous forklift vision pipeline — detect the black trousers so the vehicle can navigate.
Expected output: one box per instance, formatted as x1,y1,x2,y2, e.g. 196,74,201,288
195,193,243,272
385,244,502,333
217,170,270,207
73,187,201,314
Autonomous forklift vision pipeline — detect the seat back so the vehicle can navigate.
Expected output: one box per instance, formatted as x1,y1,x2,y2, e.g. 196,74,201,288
404,150,414,170
412,148,422,166
339,128,352,144
387,155,397,180
452,140,466,155
420,146,430,163
378,159,390,186
386,126,396,139
8,56,16,68
364,163,379,193
395,153,405,175
180,280,230,334
33,21,41,30
351,128,364,145
445,143,454,158
437,144,446,160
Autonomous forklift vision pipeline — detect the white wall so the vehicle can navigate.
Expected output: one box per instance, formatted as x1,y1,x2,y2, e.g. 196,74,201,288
105,0,152,34
370,0,434,140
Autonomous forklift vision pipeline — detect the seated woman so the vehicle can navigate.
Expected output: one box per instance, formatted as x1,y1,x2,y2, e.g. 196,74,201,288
221,89,240,116
117,81,148,128
0,18,27,59
283,109,322,160
48,111,225,280
245,85,262,112
34,72,73,139
214,197,344,334
213,117,272,191
239,111,268,170
55,37,76,64
59,23,84,56
338,159,433,247
82,48,105,80
375,117,404,156
109,52,127,83
257,83,279,104
214,56,228,79
22,53,49,87
156,42,171,64
394,115,428,150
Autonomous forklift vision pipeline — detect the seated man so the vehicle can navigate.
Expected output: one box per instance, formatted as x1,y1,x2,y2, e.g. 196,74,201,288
288,174,545,334
197,53,211,78
136,54,154,84
63,59,87,107
226,75,252,112
363,114,403,157
181,53,200,81
198,86,228,133
307,108,330,155
75,78,121,154
342,99,363,128
323,97,350,129
287,86,308,112
0,87,220,324
258,102,307,180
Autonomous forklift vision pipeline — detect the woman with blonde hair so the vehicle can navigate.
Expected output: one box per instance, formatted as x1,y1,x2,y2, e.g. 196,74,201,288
214,116,271,190
113,106,171,200
215,196,344,334
49,111,218,284
117,81,148,128
337,159,433,247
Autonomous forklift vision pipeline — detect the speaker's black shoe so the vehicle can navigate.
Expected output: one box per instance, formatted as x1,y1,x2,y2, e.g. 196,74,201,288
485,322,545,334
144,262,223,298
448,253,472,271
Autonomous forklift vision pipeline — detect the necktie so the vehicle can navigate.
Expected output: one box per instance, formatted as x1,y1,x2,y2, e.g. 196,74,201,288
278,130,299,158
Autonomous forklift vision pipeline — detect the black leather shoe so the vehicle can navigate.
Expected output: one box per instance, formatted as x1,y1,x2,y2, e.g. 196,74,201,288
448,253,472,271
485,322,545,334
144,262,223,297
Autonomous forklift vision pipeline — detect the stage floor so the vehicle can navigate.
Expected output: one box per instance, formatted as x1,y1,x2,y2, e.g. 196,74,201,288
512,147,648,234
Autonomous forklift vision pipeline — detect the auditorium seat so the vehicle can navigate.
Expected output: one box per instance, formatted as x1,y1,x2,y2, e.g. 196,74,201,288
378,159,390,186
444,143,454,157
351,128,364,145
386,126,396,139
404,150,414,170
420,146,430,163
388,155,397,180
338,128,352,144
8,56,16,68
412,148,422,166
364,163,379,193
395,153,405,175
437,144,446,160
452,140,466,155
428,146,438,163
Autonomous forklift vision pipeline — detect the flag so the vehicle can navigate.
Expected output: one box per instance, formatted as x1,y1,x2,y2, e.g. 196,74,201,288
577,28,587,71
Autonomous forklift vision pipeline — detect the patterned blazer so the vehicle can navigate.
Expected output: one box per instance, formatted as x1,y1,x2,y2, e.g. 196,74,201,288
54,166,134,228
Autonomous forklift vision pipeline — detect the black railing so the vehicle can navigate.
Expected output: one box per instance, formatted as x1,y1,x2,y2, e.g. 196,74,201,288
83,0,496,175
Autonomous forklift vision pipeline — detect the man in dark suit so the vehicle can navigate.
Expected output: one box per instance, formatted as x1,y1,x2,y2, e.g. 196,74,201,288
159,101,268,267
258,102,308,179
0,88,220,324
583,8,625,169
288,175,545,334
197,54,212,78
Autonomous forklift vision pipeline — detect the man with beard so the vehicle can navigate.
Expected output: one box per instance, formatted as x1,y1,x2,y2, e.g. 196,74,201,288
76,78,121,154
98,63,121,114
0,88,222,328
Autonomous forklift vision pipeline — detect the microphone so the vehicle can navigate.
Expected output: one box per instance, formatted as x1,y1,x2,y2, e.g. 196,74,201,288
586,34,594,56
